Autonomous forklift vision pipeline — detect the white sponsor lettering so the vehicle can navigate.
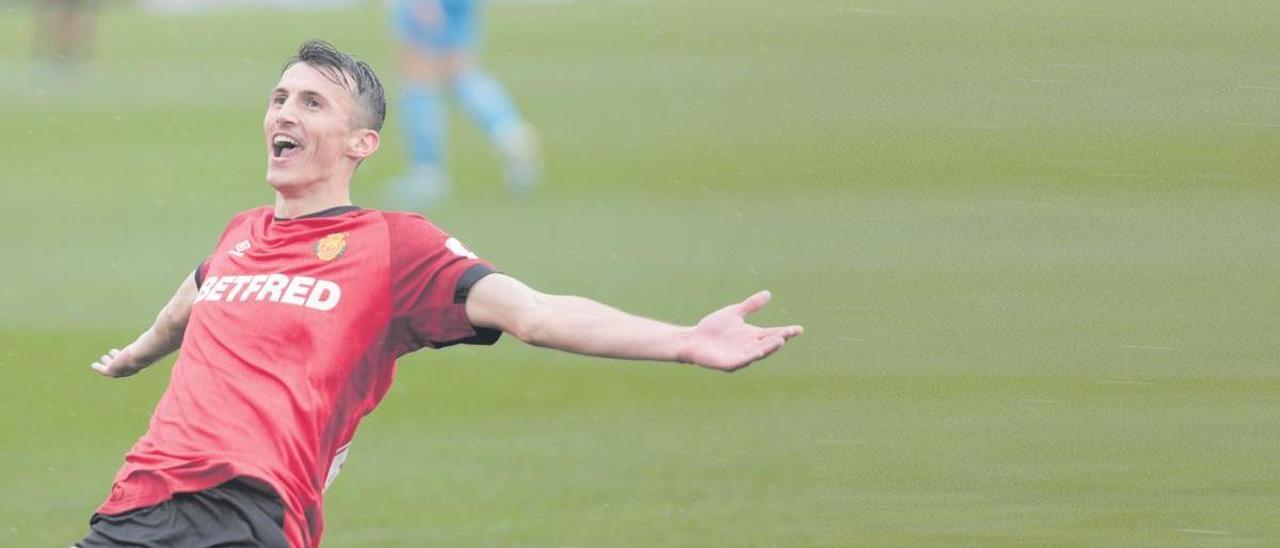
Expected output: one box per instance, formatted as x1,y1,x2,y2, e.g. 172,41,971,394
205,277,233,301
223,275,252,301
195,273,341,311
240,275,268,301
258,273,289,302
195,276,217,301
305,280,341,311
280,276,315,306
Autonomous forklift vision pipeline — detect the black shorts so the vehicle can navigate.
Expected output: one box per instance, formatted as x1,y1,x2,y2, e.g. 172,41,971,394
76,479,288,548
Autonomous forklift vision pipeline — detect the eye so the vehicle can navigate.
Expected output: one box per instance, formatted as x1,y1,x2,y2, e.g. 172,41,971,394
307,98,321,109
271,95,285,106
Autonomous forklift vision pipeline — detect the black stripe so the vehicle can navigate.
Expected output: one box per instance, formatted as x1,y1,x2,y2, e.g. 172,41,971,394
434,264,502,348
454,264,496,304
274,205,361,221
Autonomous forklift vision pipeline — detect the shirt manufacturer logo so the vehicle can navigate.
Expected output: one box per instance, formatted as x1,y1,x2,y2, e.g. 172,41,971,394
315,232,349,262
229,239,251,257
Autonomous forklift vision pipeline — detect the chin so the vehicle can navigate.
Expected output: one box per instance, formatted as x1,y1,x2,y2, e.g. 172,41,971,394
265,170,304,192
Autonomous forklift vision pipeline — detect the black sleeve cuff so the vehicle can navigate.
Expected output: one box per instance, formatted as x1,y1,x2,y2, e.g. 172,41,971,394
435,264,502,348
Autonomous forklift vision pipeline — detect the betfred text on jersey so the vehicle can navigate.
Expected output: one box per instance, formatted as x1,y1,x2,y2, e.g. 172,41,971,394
195,274,342,311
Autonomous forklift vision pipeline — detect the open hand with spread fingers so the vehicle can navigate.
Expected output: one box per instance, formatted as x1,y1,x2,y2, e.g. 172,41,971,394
678,290,804,372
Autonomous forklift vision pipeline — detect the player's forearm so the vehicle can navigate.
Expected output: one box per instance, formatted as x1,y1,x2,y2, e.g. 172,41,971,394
92,274,197,378
518,295,691,363
127,315,187,366
127,274,195,367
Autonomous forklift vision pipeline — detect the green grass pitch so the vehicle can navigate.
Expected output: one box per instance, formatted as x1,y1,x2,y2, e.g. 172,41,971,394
1,0,1279,545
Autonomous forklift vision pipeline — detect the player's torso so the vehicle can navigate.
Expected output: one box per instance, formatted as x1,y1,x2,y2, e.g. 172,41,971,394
189,207,393,394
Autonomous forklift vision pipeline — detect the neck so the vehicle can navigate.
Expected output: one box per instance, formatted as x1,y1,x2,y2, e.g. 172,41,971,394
272,178,352,219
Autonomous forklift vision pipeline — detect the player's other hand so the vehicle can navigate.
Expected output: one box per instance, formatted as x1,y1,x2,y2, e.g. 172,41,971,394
90,347,146,378
679,290,803,372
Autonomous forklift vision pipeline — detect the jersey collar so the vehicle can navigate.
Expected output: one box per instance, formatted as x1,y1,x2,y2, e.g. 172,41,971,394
274,205,361,221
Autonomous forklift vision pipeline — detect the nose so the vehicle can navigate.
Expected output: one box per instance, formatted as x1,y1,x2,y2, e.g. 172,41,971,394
273,98,300,126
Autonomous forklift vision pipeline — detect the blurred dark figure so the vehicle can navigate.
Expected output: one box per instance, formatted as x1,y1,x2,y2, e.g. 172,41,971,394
34,0,96,68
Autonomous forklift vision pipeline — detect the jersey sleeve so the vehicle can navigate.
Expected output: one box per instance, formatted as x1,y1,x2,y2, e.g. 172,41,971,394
386,212,502,353
195,259,211,288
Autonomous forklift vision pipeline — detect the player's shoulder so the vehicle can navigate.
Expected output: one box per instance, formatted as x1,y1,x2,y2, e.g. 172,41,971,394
373,209,453,254
375,208,445,235
375,208,429,223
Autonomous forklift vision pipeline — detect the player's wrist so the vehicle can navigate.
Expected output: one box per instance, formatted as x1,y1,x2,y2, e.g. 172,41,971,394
121,341,158,371
672,326,696,364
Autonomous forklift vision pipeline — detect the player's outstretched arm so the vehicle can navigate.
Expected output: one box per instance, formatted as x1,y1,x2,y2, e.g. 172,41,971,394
465,274,803,372
90,272,198,378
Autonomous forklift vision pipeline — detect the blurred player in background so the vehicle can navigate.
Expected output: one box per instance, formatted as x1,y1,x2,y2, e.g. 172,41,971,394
76,40,799,548
33,0,96,71
384,0,542,208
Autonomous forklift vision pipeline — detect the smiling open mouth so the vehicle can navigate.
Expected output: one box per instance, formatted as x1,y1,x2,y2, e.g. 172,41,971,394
272,135,301,158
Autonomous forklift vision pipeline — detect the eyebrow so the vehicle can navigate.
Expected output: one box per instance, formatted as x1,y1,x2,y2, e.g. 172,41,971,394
271,88,327,101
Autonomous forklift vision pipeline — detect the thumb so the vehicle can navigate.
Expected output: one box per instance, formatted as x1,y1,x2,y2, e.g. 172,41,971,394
734,290,772,317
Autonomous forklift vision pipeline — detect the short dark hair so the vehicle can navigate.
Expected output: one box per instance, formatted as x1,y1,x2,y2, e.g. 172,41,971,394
281,40,386,132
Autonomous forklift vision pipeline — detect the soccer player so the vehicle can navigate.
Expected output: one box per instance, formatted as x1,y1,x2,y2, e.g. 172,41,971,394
75,40,802,548
384,0,541,208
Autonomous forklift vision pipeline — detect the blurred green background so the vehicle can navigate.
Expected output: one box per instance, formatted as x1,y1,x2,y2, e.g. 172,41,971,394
2,0,1279,545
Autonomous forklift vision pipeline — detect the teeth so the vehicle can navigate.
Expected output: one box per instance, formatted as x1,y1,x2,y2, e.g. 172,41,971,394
273,135,298,147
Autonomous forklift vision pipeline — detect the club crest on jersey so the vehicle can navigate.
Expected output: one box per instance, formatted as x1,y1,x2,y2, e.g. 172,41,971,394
314,232,349,262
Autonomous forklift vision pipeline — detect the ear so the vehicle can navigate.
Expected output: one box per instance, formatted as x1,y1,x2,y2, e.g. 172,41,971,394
347,128,380,161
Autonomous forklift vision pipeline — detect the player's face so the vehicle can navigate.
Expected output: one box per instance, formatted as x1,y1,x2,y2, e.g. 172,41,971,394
263,63,365,191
